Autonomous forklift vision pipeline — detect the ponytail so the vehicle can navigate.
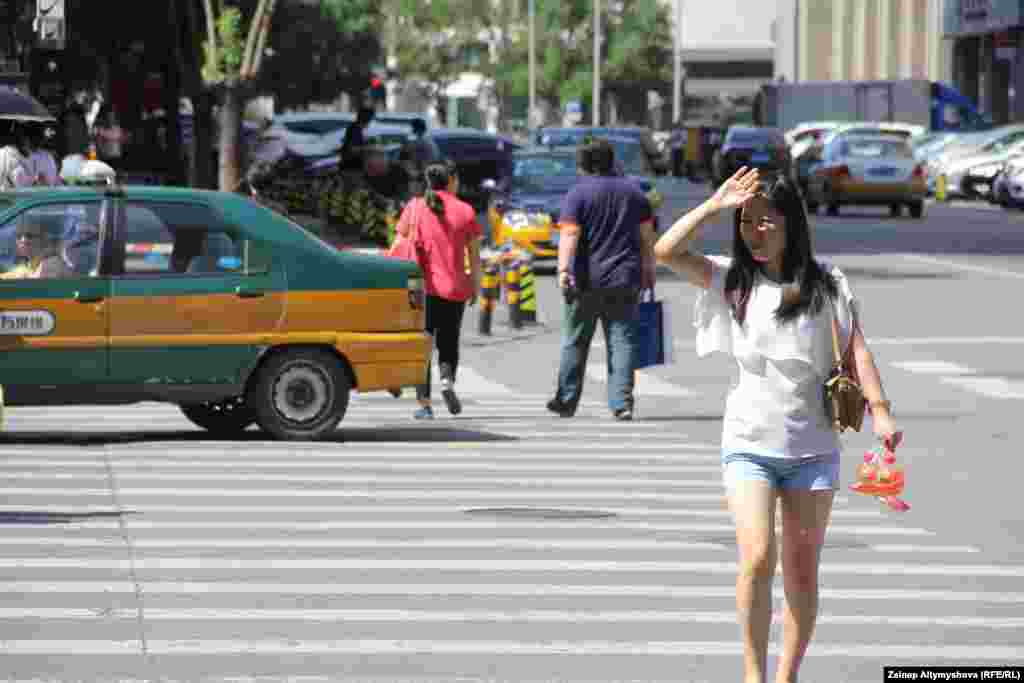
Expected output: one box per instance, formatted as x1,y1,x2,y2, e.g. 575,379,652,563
423,161,457,218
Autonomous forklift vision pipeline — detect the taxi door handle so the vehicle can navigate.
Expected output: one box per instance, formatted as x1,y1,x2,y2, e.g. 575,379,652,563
234,286,265,299
74,291,105,304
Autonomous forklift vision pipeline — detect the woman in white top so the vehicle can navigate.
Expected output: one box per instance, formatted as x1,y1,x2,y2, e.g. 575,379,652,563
654,168,902,683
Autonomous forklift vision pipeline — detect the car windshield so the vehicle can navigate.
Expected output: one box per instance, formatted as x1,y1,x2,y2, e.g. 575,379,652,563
609,141,648,176
281,118,352,136
728,130,778,146
511,155,579,193
843,138,911,158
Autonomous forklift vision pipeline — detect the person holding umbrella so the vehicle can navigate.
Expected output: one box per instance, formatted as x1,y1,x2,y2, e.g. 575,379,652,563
0,120,31,190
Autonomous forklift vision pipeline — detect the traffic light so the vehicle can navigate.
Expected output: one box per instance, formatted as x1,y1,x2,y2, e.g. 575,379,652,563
369,76,386,106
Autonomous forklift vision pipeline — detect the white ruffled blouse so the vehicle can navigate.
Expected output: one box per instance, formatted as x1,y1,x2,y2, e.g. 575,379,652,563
695,256,859,459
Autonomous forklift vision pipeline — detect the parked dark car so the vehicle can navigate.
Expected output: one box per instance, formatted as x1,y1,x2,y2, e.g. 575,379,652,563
534,126,668,175
300,127,520,214
711,126,790,186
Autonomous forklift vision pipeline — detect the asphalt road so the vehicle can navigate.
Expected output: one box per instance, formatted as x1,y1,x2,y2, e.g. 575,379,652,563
1,179,1023,682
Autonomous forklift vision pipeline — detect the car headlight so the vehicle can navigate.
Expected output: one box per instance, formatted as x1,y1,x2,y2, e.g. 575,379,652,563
503,210,550,230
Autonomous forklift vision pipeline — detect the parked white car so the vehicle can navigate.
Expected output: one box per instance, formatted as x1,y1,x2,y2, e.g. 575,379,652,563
991,156,1024,208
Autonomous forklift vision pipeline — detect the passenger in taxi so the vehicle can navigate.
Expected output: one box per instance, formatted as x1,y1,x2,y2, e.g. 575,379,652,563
1,214,75,279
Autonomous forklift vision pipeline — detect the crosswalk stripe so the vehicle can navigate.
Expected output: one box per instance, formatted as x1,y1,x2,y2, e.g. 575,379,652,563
0,487,853,505
0,441,721,454
4,581,1020,602
1,472,727,488
2,520,931,537
0,442,716,453
0,489,778,505
0,459,725,474
425,364,515,395
0,558,1018,576
0,607,1014,628
942,376,1024,399
891,360,973,375
1,639,1020,659
586,363,695,397
0,451,725,464
0,529,944,550
0,504,885,519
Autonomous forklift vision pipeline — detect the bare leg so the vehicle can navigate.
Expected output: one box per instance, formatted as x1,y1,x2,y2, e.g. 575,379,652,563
727,481,779,683
775,489,835,683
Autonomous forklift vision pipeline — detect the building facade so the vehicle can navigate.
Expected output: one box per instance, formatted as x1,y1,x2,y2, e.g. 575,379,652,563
945,0,1024,124
775,0,951,85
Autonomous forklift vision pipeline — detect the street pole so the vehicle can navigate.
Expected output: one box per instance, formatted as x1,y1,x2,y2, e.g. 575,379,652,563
592,0,600,126
528,0,536,129
673,0,683,124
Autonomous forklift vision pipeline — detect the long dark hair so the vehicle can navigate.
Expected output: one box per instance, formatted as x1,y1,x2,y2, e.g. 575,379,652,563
726,174,837,325
423,160,457,218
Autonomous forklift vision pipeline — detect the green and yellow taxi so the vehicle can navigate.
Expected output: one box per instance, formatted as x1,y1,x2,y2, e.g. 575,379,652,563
0,184,430,440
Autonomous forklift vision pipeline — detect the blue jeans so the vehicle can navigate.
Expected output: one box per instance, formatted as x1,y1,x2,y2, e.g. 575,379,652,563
722,452,841,491
554,287,639,412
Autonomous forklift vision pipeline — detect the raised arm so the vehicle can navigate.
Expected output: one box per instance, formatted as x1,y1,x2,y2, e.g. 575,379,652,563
654,167,760,288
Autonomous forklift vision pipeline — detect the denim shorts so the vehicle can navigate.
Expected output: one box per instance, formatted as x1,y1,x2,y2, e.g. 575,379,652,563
722,452,840,491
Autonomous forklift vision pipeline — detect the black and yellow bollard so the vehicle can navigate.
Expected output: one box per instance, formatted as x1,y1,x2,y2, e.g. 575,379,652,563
517,257,538,325
504,254,522,330
477,258,500,335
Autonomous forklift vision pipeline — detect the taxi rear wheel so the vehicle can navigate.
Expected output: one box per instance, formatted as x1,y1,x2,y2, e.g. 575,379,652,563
179,397,256,435
247,348,350,441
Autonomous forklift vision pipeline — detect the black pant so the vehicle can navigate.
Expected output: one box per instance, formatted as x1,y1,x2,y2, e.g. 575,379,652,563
417,295,467,401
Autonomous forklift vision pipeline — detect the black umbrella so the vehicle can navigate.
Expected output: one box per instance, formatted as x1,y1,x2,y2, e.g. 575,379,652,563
0,86,57,123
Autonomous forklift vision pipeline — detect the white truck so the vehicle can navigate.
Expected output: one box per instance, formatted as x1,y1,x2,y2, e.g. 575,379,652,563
755,79,989,133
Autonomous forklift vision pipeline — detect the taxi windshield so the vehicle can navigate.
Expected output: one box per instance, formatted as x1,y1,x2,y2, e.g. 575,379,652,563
511,155,578,193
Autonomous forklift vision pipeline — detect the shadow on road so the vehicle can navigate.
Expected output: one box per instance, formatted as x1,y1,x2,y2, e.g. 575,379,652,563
0,426,518,446
0,510,130,526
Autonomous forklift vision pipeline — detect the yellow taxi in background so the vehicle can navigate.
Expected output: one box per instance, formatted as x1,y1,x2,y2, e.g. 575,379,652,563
806,133,927,218
486,145,662,258
0,184,430,440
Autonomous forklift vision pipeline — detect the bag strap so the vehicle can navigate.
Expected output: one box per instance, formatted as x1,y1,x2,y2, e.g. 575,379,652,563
829,295,855,371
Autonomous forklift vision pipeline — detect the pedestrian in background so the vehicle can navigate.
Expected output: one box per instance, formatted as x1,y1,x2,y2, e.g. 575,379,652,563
0,122,30,190
394,160,482,420
653,167,902,683
548,137,657,421
23,125,60,186
340,105,375,171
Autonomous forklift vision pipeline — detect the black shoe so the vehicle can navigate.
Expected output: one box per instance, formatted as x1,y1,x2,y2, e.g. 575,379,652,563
613,408,633,421
441,385,462,416
546,397,575,418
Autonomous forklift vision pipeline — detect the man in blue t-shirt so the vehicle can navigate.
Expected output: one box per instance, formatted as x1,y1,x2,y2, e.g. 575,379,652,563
548,137,657,421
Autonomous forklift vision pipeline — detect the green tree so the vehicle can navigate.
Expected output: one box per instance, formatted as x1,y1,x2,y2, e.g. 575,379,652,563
198,0,279,192
494,0,671,126
391,0,493,124
260,0,383,111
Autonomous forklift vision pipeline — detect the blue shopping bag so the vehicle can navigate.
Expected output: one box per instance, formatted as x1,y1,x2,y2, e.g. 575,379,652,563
635,289,673,369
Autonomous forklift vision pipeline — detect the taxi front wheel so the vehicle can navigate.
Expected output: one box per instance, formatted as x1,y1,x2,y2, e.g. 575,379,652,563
179,397,255,435
247,348,350,440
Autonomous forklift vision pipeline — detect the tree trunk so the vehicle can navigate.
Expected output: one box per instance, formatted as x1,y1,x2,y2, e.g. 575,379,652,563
164,0,186,185
218,84,243,191
191,90,217,189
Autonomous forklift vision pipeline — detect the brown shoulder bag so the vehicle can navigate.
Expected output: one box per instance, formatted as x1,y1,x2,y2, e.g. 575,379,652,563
824,297,866,432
